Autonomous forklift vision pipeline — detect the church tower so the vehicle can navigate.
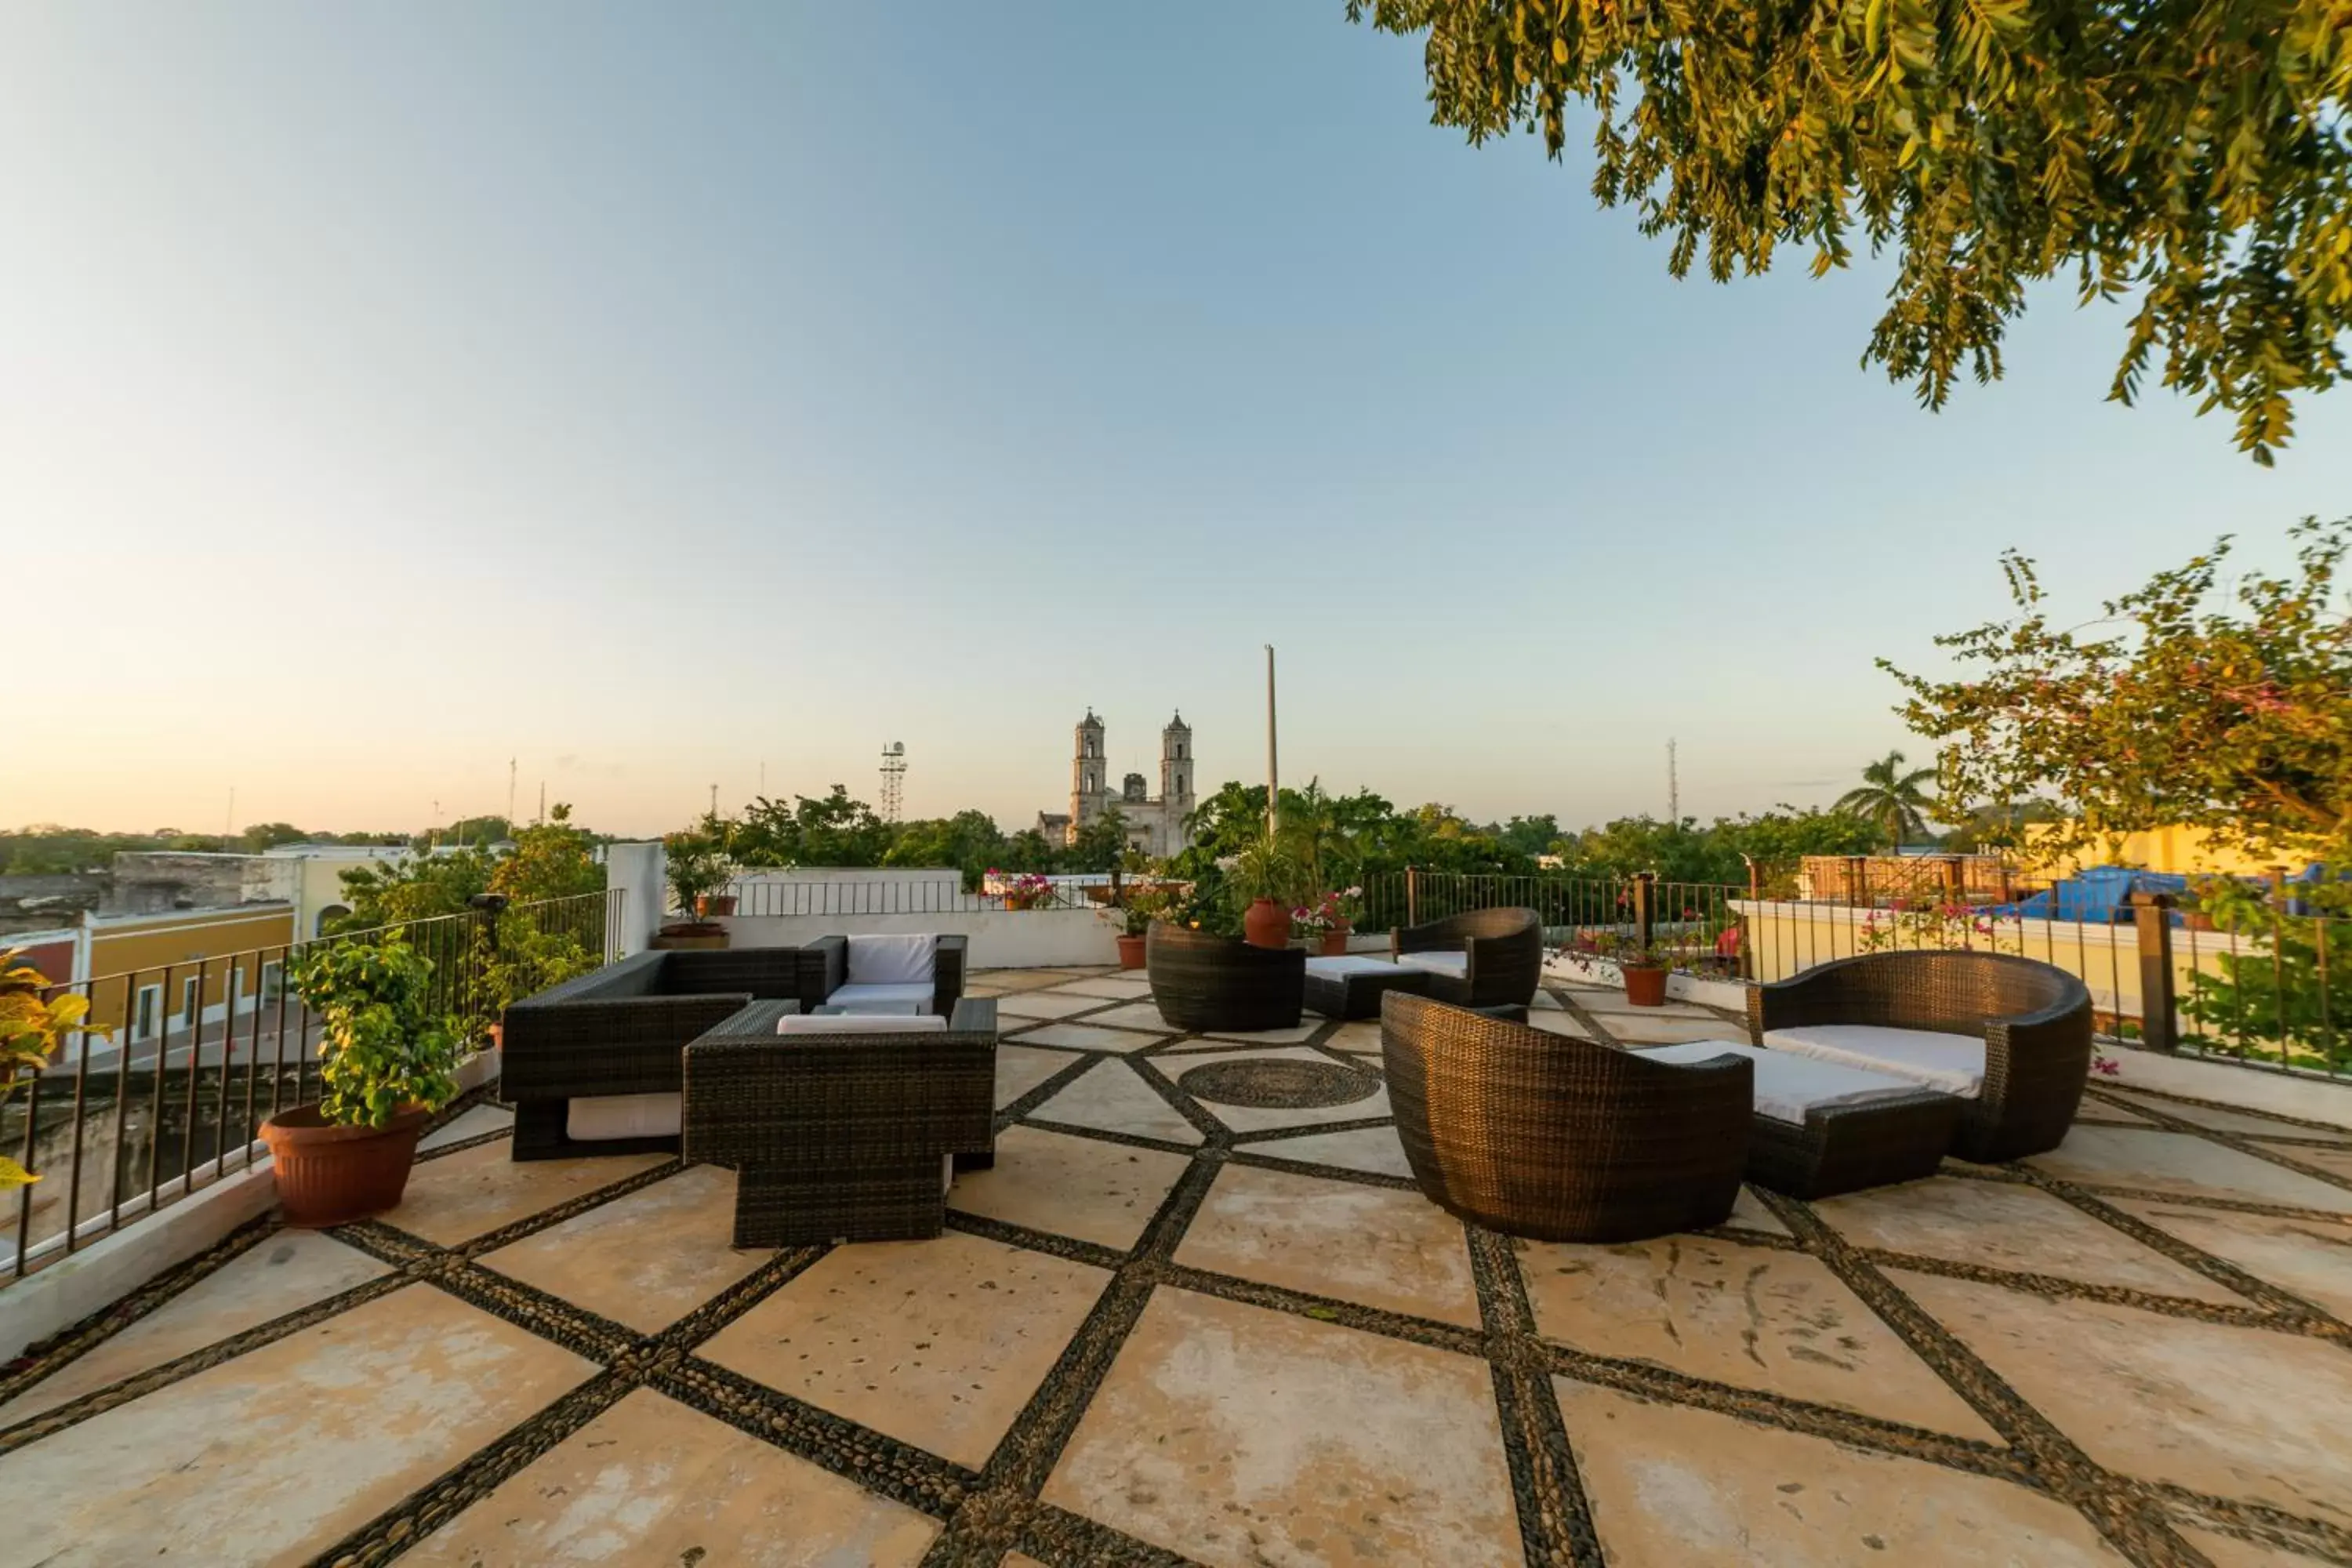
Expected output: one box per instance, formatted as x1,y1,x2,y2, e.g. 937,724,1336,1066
1160,711,1195,851
1070,710,1109,840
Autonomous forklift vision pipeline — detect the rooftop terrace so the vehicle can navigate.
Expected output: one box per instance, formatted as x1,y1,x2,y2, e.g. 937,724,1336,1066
4,966,2351,1566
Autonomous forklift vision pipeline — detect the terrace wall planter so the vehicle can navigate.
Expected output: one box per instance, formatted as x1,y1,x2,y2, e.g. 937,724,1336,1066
261,1103,430,1227
1243,898,1292,950
652,923,728,951
1116,934,1146,968
1622,964,1669,1007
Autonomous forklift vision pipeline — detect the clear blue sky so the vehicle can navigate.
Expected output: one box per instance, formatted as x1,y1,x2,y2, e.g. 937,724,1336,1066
9,2,2349,840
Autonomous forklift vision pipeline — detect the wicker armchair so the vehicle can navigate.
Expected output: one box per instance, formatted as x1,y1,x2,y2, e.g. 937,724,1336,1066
1382,992,1752,1242
500,948,805,1160
1146,924,1305,1033
1748,951,2093,1163
1389,907,1544,1008
683,997,999,1246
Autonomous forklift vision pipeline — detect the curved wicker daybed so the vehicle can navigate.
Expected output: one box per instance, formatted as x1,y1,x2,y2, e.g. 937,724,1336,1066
1389,907,1544,1009
1381,991,1752,1242
1747,950,2094,1163
1146,923,1305,1033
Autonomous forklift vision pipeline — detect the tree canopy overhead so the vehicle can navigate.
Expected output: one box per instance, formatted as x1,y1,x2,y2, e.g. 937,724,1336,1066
1347,0,2352,463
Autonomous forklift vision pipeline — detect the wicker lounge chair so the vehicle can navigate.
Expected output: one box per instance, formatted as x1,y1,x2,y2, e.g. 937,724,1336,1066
1632,1040,1959,1199
682,996,999,1246
1747,951,2093,1163
501,948,812,1161
1388,907,1544,1009
1146,924,1305,1033
1381,992,1752,1241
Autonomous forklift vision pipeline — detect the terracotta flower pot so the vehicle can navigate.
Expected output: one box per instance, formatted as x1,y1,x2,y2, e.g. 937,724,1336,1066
1116,934,1146,969
262,1102,431,1228
1319,929,1349,956
695,893,738,918
1243,897,1292,950
1622,964,1669,1007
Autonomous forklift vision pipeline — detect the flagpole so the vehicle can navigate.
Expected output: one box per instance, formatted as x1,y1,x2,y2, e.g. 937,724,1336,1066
1265,644,1279,839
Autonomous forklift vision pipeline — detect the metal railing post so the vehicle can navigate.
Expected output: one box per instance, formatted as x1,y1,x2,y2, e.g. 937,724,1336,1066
1633,872,1657,953
2132,891,2178,1051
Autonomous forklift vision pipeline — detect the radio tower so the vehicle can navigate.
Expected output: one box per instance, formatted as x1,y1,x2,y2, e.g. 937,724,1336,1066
879,742,908,824
1668,738,1680,825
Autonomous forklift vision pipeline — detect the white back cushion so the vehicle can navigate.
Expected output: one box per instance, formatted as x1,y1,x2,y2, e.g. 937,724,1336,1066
1635,1040,1943,1126
848,934,938,985
1761,1025,1986,1099
1396,951,1470,979
776,1012,949,1036
567,1091,681,1141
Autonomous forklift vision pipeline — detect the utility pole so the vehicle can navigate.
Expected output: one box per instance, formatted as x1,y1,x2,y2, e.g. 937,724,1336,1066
538,780,546,825
1265,644,1279,839
430,800,441,851
223,786,235,851
709,782,718,821
1668,738,1680,825
508,759,517,829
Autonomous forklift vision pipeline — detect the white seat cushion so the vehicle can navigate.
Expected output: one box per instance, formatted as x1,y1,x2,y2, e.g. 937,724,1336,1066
566,1091,681,1141
1761,1025,1987,1100
1305,956,1406,977
1396,951,1469,979
825,982,936,1013
1635,1040,1943,1127
847,934,938,985
776,1012,949,1036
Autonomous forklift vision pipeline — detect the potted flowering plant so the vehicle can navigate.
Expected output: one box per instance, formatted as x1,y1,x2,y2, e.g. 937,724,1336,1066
989,869,1055,912
1290,887,1363,956
1617,942,1671,1007
658,827,735,949
263,938,462,1226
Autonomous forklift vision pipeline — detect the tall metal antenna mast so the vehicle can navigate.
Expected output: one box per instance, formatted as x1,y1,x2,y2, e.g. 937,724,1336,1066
880,742,908,825
1668,738,1680,824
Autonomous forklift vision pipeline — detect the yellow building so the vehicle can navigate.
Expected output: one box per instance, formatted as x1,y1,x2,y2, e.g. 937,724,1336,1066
76,905,297,1039
2021,824,2288,880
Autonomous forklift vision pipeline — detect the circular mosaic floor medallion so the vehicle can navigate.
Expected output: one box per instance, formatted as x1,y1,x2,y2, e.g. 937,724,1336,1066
1176,1058,1379,1110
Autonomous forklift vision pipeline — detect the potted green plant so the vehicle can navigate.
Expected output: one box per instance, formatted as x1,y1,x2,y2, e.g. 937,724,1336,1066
1618,942,1671,1007
469,911,601,1050
262,938,461,1225
1,947,109,1192
1230,830,1305,949
1103,881,1181,967
659,829,735,949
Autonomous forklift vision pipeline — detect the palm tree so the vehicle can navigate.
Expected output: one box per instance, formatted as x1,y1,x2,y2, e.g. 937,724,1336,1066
1835,751,1939,851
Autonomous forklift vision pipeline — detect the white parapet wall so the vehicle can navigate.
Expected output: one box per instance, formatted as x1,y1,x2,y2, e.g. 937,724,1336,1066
601,841,666,958
720,908,1120,969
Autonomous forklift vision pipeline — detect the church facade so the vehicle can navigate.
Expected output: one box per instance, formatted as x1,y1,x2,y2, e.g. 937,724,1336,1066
1033,710,1196,858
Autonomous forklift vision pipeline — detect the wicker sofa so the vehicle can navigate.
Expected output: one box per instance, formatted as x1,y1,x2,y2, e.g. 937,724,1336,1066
1389,907,1544,1009
1146,924,1305,1033
1747,951,2094,1163
683,997,999,1246
1382,992,1752,1241
501,948,815,1160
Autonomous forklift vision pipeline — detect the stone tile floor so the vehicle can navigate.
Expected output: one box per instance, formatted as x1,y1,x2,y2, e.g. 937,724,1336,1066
5,967,2352,1565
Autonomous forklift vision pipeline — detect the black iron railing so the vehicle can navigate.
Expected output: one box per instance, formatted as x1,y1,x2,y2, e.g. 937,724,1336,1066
2,888,621,1283
1368,866,2348,1080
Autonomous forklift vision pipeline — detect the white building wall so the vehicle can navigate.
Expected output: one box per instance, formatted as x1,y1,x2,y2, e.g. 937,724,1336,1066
601,841,666,959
